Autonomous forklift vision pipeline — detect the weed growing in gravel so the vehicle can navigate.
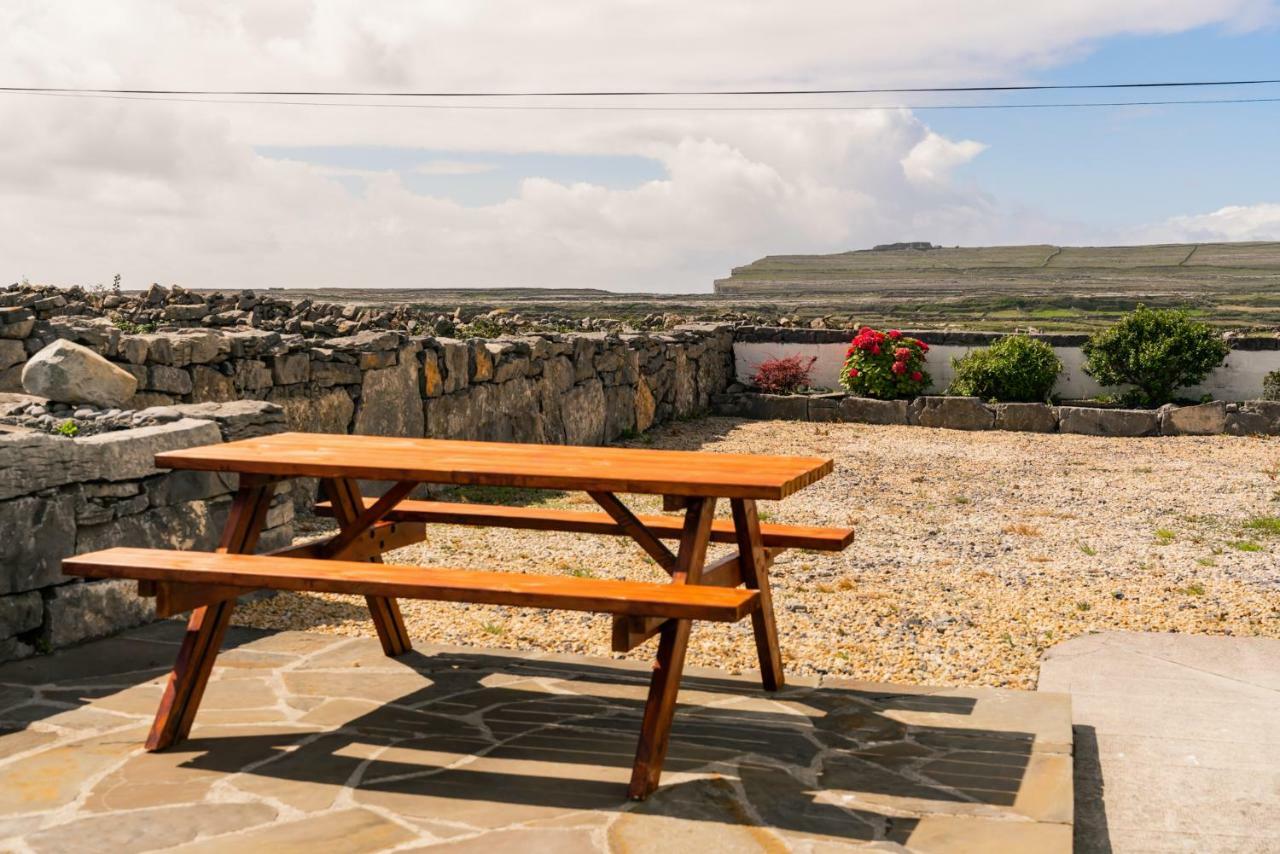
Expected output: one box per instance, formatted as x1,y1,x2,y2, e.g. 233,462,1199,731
565,567,596,579
1196,557,1218,567
1002,523,1041,537
1154,529,1176,545
1078,543,1097,556
480,622,505,635
1227,540,1263,552
1243,515,1280,536
1181,582,1206,596
953,495,971,505
1075,601,1092,611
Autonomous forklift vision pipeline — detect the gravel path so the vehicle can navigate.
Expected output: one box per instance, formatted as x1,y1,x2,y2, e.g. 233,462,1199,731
236,418,1280,689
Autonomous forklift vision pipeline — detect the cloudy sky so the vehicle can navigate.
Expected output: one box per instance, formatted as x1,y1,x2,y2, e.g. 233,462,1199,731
2,1,1279,292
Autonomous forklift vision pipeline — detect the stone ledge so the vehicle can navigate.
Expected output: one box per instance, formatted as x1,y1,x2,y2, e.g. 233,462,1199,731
711,391,1280,436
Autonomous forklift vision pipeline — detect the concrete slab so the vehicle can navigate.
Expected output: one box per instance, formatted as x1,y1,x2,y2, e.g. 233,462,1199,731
0,626,1073,852
1039,631,1280,853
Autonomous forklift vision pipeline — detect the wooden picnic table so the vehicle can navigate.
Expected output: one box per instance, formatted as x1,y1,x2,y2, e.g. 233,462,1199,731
64,432,851,799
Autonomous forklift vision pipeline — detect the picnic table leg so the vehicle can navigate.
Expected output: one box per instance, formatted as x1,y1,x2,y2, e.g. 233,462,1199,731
321,477,413,658
628,496,715,800
146,477,275,751
730,498,785,692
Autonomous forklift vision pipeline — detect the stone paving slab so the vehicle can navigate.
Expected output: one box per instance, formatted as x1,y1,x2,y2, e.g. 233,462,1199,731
1039,631,1280,854
0,624,1073,852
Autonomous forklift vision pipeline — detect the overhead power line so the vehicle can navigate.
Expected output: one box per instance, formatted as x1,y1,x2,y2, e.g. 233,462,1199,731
2,77,1280,98
8,89,1280,112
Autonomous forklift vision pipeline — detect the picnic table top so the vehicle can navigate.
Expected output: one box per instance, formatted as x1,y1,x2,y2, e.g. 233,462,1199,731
155,432,834,500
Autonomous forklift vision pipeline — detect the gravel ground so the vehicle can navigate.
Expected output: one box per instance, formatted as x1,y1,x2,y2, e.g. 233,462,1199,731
235,418,1280,689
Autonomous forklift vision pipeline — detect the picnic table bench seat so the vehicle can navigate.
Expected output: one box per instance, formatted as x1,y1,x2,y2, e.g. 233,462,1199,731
314,498,855,552
64,547,761,622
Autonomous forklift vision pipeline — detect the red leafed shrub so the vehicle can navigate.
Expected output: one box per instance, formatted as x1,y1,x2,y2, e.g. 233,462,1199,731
751,354,817,394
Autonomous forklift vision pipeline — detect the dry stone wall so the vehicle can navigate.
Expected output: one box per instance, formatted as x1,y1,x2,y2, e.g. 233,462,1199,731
1,311,733,452
0,402,293,662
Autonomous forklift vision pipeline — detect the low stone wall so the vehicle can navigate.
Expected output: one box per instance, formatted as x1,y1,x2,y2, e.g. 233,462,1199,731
0,402,293,661
712,392,1280,437
733,327,1280,402
1,317,733,451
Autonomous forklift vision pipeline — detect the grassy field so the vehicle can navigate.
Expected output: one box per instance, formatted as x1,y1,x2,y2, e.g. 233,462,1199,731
711,241,1280,331
234,241,1280,333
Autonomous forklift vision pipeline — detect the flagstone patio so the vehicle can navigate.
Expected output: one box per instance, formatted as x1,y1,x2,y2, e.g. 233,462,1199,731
0,622,1073,852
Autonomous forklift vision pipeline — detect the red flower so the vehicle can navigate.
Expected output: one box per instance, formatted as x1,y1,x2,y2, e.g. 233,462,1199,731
849,368,859,377
911,370,923,382
888,329,902,340
871,344,881,355
894,347,911,361
918,341,929,353
891,361,907,375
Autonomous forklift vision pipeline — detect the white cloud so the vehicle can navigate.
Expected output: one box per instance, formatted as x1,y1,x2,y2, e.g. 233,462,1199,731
0,1,1276,290
411,160,499,176
1141,203,1280,243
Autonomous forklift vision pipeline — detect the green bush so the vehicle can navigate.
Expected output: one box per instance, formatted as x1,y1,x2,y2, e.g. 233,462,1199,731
1264,370,1280,401
1082,305,1230,407
947,335,1061,402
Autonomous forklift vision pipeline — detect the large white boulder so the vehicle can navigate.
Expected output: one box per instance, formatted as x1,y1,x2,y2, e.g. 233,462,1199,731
21,339,137,408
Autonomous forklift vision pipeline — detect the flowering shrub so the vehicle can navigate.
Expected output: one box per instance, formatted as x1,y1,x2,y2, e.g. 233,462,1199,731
751,354,817,395
839,327,930,399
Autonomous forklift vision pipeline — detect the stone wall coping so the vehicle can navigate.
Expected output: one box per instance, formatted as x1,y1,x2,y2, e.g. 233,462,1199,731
711,391,1280,437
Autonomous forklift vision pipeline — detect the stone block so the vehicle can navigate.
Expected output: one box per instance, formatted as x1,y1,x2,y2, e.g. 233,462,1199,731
420,350,443,397
0,432,96,500
993,402,1058,433
357,350,397,371
41,579,156,649
0,590,42,638
310,360,361,387
146,365,193,396
572,337,598,382
171,400,286,442
909,396,995,430
76,496,230,554
561,378,606,445
436,339,470,393
189,365,236,402
233,359,272,391
117,336,148,364
0,307,35,339
354,345,423,438
1160,401,1227,436
0,490,77,593
21,339,137,407
470,341,494,382
838,396,909,425
143,470,235,506
807,394,844,422
673,350,697,417
735,393,809,421
424,384,496,440
268,388,354,435
80,419,222,482
0,339,24,372
635,380,657,432
270,352,310,385
1058,406,1159,437
1225,400,1280,436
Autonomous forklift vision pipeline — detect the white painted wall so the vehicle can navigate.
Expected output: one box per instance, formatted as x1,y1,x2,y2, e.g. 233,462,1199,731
734,340,1280,401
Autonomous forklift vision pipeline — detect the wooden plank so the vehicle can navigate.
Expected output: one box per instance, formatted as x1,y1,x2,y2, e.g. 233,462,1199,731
732,498,785,692
62,548,761,622
610,547,783,653
322,478,412,657
140,521,429,617
156,433,833,500
315,498,854,552
145,481,274,752
628,497,715,800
